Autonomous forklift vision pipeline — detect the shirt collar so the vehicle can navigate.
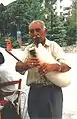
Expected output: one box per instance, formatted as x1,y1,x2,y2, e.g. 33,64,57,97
32,38,50,47
44,38,50,47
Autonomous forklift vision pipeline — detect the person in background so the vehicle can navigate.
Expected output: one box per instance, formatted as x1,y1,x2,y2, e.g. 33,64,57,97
0,50,22,119
15,20,71,119
0,51,17,102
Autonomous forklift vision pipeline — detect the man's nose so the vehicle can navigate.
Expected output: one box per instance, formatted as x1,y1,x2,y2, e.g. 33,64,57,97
33,30,38,35
34,33,40,39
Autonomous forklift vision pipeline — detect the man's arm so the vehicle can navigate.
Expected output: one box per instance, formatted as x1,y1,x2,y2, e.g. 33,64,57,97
38,63,71,76
58,63,71,72
15,58,40,73
15,61,29,72
52,42,71,71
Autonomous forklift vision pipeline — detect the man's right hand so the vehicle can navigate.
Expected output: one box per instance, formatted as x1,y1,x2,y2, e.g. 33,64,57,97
26,58,40,68
15,58,40,72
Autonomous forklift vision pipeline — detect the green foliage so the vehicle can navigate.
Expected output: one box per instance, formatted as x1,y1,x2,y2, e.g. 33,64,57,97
47,10,66,46
65,0,77,45
11,37,20,48
0,35,7,48
0,0,74,48
0,34,20,48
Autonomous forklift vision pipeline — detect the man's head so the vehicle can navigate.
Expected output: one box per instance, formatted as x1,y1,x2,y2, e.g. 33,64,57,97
29,20,47,45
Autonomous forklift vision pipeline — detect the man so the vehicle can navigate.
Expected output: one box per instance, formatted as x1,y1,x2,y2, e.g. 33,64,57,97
15,20,71,119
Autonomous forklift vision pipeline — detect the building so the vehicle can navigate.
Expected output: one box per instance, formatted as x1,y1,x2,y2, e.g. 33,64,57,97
53,0,72,21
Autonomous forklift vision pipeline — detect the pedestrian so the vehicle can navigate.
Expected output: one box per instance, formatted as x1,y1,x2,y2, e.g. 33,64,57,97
15,20,71,119
0,50,21,119
0,51,17,101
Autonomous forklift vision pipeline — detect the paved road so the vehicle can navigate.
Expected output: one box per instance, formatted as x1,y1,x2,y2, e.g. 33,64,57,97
62,53,77,119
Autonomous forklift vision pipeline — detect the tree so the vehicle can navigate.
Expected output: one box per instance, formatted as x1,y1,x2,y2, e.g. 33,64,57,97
12,0,51,43
0,3,6,36
65,0,77,45
1,0,50,44
41,0,66,46
1,0,66,47
47,13,66,46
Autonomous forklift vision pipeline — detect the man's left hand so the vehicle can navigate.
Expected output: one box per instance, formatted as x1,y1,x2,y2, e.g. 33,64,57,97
38,63,59,76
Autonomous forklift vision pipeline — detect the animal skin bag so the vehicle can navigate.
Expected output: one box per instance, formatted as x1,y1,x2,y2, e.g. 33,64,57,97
35,43,71,87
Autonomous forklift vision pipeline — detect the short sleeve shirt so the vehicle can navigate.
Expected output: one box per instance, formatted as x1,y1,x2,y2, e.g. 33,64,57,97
23,39,71,86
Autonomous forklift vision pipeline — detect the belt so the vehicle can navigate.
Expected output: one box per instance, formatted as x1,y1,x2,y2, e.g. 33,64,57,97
30,83,54,88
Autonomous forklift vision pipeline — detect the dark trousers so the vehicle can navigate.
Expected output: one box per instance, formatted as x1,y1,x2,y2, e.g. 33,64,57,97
28,84,63,119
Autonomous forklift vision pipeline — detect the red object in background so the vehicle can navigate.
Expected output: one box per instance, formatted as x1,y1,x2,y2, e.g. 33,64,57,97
6,39,12,51
0,100,8,106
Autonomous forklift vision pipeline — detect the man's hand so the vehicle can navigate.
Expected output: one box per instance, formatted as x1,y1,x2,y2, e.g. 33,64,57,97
38,63,60,76
26,58,40,68
16,58,40,72
38,63,71,76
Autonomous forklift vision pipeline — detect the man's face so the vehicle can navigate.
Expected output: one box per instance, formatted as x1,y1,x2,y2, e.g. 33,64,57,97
29,23,47,44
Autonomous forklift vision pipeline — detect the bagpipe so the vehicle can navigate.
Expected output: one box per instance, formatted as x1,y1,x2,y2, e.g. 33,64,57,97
29,36,71,87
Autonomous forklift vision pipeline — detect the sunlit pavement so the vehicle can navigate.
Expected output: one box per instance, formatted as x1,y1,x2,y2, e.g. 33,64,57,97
62,53,77,119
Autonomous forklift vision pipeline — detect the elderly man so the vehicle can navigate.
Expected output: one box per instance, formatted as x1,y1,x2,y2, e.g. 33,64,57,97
15,20,71,119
